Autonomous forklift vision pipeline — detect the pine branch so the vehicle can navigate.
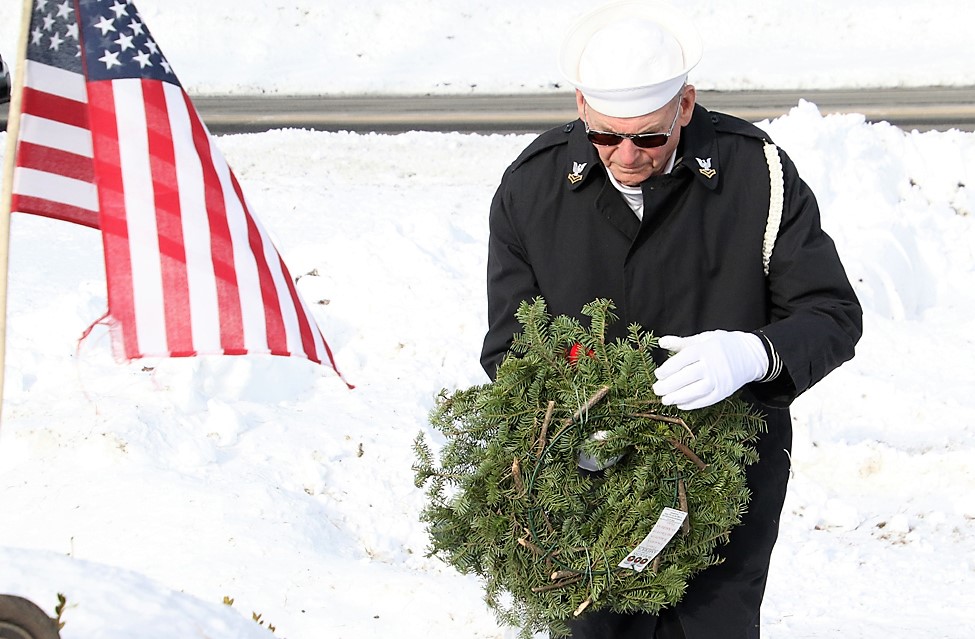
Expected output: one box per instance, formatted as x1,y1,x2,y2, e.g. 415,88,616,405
551,570,580,581
666,438,708,470
631,412,696,439
678,479,691,535
535,400,556,457
512,457,525,494
517,537,547,557
565,385,612,426
549,385,612,443
531,575,586,593
574,598,592,617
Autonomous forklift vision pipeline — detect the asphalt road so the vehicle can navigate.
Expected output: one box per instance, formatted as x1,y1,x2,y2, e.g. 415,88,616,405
188,87,975,134
3,87,975,134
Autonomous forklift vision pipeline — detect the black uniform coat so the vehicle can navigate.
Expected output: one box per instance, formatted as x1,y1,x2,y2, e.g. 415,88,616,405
480,104,862,639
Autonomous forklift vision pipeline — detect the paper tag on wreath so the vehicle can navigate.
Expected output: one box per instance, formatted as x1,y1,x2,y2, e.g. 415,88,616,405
618,507,688,572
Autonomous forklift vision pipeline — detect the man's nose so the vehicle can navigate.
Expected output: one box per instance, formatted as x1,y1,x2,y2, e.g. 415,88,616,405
616,139,643,162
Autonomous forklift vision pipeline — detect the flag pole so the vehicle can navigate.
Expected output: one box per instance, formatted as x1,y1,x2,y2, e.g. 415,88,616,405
0,0,36,426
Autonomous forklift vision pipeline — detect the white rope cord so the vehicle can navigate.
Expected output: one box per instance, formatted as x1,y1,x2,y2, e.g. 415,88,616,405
762,143,784,276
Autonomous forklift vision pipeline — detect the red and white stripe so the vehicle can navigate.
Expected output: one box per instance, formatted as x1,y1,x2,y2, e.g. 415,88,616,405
86,77,332,364
11,59,99,228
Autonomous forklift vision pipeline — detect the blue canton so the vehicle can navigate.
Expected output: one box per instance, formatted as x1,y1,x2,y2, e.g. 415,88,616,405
28,0,84,72
30,0,180,86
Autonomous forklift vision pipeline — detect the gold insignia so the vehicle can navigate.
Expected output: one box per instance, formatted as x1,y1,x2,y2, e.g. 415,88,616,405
567,161,587,184
696,157,716,179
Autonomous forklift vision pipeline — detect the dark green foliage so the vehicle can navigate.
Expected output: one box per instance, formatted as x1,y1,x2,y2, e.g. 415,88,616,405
413,299,765,637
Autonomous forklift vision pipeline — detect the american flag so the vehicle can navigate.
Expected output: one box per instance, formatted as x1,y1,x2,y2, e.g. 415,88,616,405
11,0,96,227
8,0,349,379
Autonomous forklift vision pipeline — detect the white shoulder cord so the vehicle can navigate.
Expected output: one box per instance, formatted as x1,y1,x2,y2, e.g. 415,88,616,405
762,143,784,276
756,142,786,383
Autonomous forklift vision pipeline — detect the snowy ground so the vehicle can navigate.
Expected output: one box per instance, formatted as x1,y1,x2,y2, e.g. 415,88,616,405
2,2,975,639
3,0,975,95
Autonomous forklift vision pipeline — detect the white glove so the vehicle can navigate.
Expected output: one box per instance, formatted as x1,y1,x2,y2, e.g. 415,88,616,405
651,330,769,410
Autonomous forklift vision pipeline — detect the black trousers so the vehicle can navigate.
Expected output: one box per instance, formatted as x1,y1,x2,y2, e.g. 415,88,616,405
565,607,686,639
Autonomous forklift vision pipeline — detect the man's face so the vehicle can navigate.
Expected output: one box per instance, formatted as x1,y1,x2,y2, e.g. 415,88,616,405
576,87,696,186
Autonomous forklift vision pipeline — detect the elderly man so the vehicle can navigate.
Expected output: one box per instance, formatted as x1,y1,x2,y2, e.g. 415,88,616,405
480,1,862,638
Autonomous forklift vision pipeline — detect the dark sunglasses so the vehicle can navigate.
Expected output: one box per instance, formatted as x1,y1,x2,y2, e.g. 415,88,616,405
584,100,682,149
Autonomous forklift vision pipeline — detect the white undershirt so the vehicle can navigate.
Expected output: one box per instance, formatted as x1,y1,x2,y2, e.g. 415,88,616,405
606,151,678,221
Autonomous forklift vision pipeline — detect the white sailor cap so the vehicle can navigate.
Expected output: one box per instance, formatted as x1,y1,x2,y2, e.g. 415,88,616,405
558,0,703,118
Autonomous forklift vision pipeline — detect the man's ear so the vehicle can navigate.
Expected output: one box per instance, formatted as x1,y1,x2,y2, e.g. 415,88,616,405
679,85,697,126
575,90,587,121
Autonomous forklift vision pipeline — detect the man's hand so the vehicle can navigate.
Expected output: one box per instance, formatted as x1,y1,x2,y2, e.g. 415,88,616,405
651,330,769,410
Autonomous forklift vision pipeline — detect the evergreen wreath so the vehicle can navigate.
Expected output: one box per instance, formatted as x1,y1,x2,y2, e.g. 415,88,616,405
413,298,765,638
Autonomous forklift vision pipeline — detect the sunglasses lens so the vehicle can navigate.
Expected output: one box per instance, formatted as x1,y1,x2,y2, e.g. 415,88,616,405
631,134,668,149
587,131,624,146
586,131,669,148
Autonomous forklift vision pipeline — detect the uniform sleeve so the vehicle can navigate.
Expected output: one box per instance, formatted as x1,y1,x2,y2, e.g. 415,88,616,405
479,175,541,379
751,148,863,406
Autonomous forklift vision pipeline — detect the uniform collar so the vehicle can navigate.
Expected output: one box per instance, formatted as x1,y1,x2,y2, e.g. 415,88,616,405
565,121,601,190
564,104,722,192
675,103,721,191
